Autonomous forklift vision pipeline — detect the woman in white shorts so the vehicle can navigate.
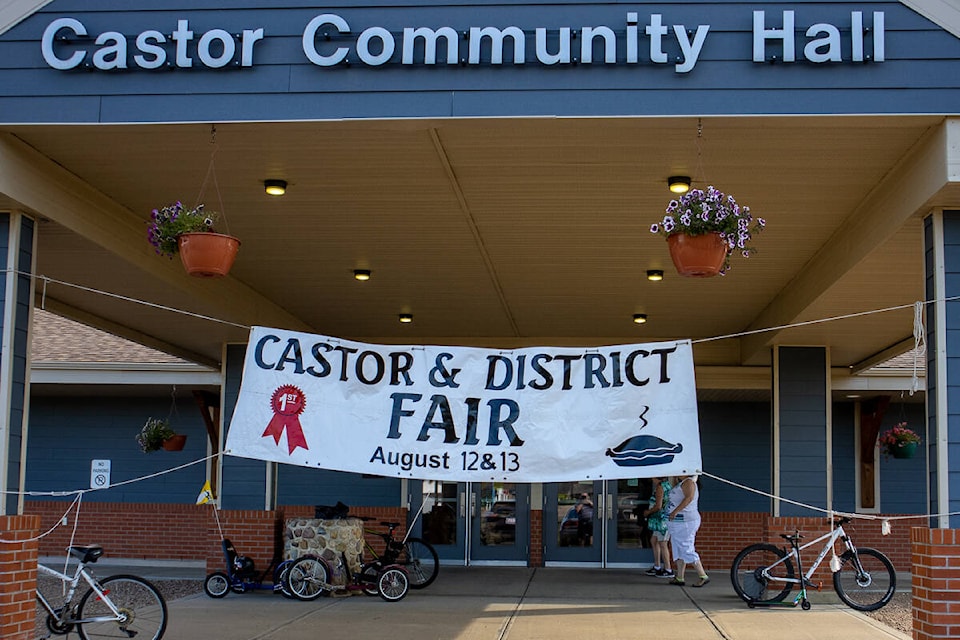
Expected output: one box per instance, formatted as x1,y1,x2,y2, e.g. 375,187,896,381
666,475,709,587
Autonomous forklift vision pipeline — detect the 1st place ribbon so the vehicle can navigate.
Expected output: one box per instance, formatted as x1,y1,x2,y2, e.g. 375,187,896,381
262,385,309,454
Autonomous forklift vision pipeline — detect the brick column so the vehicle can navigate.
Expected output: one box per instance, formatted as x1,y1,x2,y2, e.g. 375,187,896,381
529,509,543,567
912,526,960,639
0,515,40,640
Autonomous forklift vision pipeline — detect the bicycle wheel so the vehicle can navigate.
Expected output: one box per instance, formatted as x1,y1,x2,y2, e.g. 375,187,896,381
77,574,167,640
730,543,794,604
833,547,896,611
360,563,381,596
400,538,439,589
287,556,328,601
377,567,409,602
203,571,230,598
274,561,296,599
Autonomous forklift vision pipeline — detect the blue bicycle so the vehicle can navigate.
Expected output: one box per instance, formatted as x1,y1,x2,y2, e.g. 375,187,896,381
203,538,294,598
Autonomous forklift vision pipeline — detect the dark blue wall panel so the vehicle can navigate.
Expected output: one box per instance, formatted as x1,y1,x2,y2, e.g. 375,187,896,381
778,346,827,516
698,401,771,512
25,395,207,503
277,466,400,507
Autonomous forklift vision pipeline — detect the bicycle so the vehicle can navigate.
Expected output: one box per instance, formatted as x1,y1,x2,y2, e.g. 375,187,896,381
360,519,439,589
36,545,168,639
285,550,409,602
730,516,896,612
203,538,295,598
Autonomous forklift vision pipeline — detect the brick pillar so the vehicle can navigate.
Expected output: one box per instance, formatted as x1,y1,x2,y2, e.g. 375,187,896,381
529,509,543,567
205,509,282,574
0,515,40,640
912,526,960,639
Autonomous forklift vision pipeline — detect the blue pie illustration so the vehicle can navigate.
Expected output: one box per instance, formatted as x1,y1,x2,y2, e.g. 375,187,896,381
606,434,683,467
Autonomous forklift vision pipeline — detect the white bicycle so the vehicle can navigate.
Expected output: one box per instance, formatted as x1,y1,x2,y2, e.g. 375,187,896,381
730,516,896,612
36,545,168,639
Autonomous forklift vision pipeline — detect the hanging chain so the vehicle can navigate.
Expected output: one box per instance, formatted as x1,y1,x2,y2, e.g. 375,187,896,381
694,117,706,187
194,124,230,234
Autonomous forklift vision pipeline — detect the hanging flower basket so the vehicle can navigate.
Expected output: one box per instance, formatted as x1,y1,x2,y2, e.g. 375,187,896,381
147,202,241,278
878,423,921,460
650,186,765,276
666,232,728,278
177,232,241,278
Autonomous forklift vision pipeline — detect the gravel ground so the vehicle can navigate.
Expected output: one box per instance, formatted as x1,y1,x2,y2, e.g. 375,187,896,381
863,591,912,635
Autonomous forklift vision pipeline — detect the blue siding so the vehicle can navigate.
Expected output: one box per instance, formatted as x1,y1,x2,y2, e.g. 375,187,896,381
698,401,771,512
832,402,856,514
878,403,926,513
0,1,957,122
25,395,207,503
778,346,827,516
277,466,400,507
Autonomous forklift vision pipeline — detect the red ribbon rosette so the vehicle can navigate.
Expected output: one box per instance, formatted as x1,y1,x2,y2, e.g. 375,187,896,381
262,385,309,454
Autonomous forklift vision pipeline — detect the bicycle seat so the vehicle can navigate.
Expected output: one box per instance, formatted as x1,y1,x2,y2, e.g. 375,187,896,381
380,521,400,529
780,532,803,544
68,545,104,564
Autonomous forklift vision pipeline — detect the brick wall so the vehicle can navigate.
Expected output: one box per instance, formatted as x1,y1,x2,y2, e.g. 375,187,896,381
530,509,543,567
24,501,211,560
912,527,960,639
0,515,40,640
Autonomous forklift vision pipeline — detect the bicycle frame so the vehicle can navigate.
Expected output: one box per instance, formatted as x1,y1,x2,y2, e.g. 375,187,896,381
761,525,853,587
36,562,124,625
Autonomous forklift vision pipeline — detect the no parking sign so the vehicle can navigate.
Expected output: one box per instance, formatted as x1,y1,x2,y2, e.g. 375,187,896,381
90,459,111,489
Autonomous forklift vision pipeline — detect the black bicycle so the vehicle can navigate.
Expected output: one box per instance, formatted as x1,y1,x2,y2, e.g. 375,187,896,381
361,519,439,589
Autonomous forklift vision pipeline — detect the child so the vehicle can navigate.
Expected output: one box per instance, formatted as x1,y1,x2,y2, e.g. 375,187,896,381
643,477,674,577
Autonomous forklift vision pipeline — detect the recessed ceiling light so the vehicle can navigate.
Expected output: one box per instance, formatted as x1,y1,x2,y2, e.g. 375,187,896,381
668,176,691,194
353,269,371,281
399,313,413,323
264,179,287,196
633,313,648,324
646,270,664,282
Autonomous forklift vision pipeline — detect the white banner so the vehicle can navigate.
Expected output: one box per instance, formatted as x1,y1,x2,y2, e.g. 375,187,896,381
225,327,702,482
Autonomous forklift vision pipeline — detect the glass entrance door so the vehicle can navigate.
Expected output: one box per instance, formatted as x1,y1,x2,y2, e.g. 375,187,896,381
470,482,529,563
605,477,655,566
409,480,466,563
543,481,603,564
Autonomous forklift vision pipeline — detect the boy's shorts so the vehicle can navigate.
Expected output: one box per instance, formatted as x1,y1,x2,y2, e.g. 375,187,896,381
651,529,671,542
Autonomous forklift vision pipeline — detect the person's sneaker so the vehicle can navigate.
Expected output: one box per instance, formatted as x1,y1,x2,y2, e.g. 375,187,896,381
657,568,675,578
644,566,660,576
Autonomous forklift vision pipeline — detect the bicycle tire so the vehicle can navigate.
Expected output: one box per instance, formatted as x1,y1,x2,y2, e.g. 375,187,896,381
275,561,296,599
377,566,409,602
400,538,439,589
203,571,230,598
833,547,896,611
76,574,167,640
360,563,381,596
730,543,794,604
287,556,329,601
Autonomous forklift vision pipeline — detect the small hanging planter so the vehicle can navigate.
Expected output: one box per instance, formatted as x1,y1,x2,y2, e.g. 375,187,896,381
162,434,188,451
666,232,728,278
889,441,917,459
178,232,241,278
878,423,921,460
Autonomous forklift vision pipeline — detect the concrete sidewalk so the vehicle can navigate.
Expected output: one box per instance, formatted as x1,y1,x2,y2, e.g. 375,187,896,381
145,566,908,640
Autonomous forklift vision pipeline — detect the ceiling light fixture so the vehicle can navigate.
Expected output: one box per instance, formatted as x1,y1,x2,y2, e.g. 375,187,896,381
264,179,288,196
646,269,664,282
633,313,648,324
398,313,413,323
353,269,371,281
668,176,691,194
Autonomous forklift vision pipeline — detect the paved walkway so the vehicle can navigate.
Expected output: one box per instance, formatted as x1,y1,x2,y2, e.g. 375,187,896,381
148,566,908,640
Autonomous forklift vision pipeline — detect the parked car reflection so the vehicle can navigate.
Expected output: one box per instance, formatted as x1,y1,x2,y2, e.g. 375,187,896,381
480,501,516,545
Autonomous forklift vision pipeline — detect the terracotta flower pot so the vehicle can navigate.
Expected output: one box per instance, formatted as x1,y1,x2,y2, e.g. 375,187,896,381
177,232,241,278
666,232,728,278
162,434,187,451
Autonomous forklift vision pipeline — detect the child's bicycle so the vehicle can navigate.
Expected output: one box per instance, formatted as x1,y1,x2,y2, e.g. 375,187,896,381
203,538,295,598
36,545,168,639
730,516,896,611
285,550,409,602
360,518,439,589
